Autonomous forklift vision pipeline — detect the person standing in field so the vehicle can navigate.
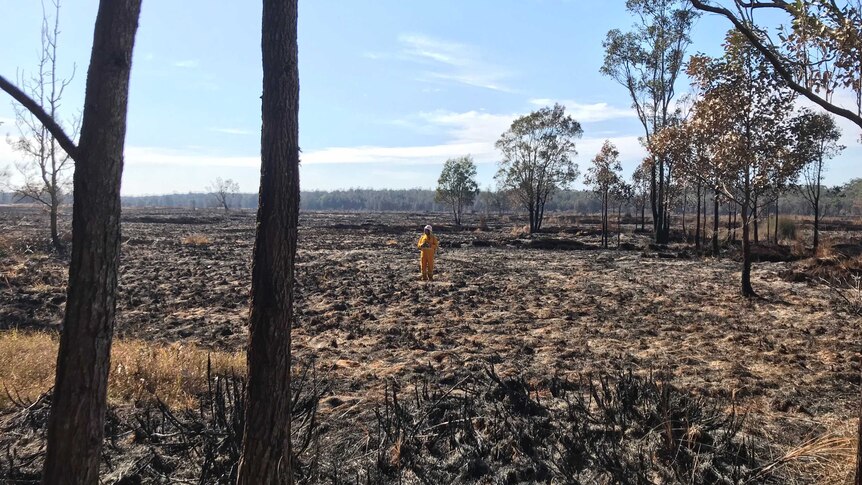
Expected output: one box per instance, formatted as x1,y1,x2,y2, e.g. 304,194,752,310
417,225,439,281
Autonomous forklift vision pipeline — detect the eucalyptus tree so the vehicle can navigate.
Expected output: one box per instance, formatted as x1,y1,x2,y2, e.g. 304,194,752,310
436,155,480,226
602,0,698,243
495,104,582,233
585,140,625,248
791,110,844,253
688,30,799,296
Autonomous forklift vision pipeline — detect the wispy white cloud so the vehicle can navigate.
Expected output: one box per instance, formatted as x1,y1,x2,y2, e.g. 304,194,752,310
122,105,647,177
528,98,637,123
368,33,515,92
172,59,200,69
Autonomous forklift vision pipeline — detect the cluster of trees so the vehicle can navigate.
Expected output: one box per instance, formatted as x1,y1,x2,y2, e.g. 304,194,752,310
0,0,301,483
665,30,845,295
601,0,859,296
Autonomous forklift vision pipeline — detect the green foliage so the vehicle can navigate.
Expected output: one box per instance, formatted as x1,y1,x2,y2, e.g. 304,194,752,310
584,140,624,197
495,104,582,233
435,156,479,226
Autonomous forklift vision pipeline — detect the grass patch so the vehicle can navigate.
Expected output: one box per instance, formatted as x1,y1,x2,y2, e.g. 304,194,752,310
180,233,211,246
0,331,244,410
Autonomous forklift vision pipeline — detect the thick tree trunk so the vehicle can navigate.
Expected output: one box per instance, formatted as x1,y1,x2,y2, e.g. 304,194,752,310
41,2,141,484
235,0,300,482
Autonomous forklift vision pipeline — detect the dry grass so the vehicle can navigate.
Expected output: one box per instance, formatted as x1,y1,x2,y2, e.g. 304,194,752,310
817,239,839,259
0,331,244,410
509,224,530,237
180,233,211,246
766,423,857,484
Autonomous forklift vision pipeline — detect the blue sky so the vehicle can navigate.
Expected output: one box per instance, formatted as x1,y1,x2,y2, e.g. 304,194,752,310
0,0,858,195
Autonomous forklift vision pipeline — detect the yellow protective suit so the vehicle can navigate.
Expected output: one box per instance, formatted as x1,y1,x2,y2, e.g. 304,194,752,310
417,233,439,280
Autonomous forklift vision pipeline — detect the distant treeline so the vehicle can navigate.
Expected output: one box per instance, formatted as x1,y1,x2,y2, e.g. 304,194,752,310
2,180,861,216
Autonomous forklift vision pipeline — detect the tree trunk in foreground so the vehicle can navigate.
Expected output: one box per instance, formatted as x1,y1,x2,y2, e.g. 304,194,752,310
41,1,141,483
235,0,300,482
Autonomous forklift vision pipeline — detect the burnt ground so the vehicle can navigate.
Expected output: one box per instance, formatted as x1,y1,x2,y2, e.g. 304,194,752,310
1,206,861,483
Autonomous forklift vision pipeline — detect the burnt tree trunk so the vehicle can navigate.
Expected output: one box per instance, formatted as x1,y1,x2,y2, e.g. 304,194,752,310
41,1,142,483
741,203,755,297
235,0,300,482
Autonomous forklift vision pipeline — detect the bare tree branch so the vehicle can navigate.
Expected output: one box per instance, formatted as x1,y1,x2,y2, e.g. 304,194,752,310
689,0,862,130
0,74,78,160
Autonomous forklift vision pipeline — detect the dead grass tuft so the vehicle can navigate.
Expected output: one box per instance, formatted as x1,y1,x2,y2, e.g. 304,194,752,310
816,239,838,259
0,331,244,410
763,424,857,484
180,233,211,246
510,225,531,237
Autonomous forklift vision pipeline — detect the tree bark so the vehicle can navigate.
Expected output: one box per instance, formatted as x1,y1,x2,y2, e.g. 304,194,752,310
41,1,141,483
235,0,300,482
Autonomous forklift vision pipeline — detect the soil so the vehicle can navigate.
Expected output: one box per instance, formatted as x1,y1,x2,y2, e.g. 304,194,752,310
1,206,860,483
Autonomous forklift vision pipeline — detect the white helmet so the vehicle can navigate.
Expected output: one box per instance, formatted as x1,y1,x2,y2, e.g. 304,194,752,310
424,225,432,232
